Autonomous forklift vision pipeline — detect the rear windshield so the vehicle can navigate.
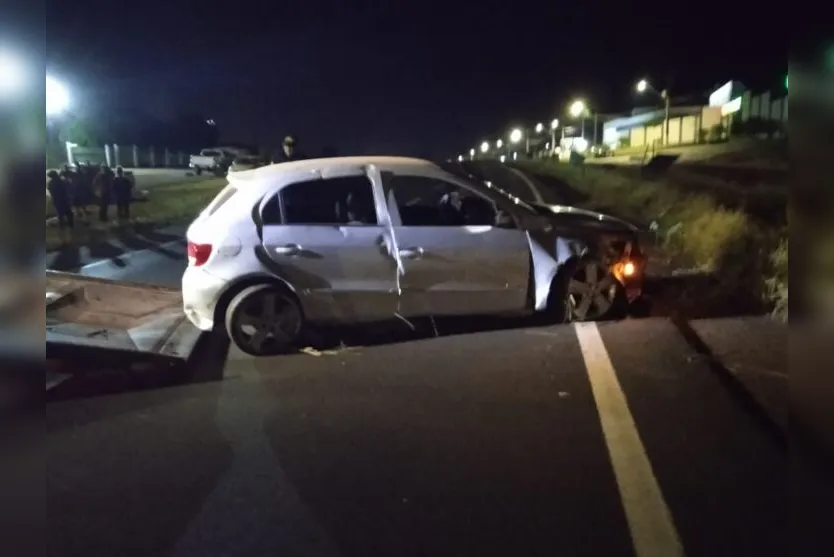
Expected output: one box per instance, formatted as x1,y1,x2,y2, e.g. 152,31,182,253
204,184,238,215
201,150,221,157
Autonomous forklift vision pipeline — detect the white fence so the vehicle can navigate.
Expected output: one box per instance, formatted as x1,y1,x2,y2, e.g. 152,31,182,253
60,144,191,168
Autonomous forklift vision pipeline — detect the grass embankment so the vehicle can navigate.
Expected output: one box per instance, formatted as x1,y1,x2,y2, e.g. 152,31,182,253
45,177,226,252
516,160,788,319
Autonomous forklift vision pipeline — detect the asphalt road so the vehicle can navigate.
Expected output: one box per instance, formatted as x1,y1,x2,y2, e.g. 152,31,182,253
43,163,804,557
47,316,790,557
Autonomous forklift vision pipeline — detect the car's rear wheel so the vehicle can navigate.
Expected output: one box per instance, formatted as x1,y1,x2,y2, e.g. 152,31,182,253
550,257,627,323
194,166,202,176
224,284,304,356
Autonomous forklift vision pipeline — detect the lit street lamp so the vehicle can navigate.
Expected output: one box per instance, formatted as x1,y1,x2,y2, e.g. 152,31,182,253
457,154,464,162
534,122,544,133
469,147,476,159
496,138,504,149
46,75,70,117
509,128,523,144
635,78,670,145
550,118,559,154
568,99,598,147
480,141,490,154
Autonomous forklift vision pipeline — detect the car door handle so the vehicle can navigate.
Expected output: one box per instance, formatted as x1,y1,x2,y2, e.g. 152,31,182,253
273,243,302,255
398,247,424,259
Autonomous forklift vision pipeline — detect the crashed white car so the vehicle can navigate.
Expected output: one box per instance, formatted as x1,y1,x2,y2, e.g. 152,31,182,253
183,156,646,356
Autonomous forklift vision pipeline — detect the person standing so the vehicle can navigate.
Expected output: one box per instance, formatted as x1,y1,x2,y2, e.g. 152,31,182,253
47,169,74,230
93,164,114,222
113,166,133,220
273,135,307,163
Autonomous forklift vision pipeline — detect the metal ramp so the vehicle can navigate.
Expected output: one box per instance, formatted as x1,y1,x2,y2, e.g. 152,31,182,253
46,271,203,388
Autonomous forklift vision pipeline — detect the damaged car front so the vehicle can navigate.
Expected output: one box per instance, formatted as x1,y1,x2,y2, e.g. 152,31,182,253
441,161,647,320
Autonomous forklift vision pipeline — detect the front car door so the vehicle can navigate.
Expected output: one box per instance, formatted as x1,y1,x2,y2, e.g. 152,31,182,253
380,167,531,317
257,166,398,323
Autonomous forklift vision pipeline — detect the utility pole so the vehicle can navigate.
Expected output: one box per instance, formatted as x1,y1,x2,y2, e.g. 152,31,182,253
662,89,670,145
592,112,599,147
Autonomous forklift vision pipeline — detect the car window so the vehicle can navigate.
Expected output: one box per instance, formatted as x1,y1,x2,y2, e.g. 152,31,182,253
201,150,220,157
271,175,378,226
385,175,508,227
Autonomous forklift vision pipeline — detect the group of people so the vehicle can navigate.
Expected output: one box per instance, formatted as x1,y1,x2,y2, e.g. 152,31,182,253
46,161,134,230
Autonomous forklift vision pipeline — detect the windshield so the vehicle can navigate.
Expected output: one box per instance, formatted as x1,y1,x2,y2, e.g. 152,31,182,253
437,160,538,215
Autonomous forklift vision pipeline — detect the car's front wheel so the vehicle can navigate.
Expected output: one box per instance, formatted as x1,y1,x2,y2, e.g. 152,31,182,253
549,257,627,323
224,284,304,356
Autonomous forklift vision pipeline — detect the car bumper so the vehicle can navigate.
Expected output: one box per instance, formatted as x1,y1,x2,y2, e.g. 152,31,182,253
182,266,228,331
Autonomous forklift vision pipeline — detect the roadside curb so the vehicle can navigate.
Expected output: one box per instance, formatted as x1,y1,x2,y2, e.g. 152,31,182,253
669,314,787,451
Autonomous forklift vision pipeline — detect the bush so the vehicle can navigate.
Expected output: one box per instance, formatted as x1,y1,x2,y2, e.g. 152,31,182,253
767,239,788,321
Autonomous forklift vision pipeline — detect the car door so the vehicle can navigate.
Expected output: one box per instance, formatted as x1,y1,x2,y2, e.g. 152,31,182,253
257,167,399,323
380,170,531,317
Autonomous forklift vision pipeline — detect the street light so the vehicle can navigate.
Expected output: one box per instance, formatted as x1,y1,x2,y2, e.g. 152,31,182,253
46,75,70,116
568,99,596,145
535,122,544,134
469,147,476,159
569,100,587,118
549,119,559,155
480,141,490,154
509,128,523,144
635,78,670,146
457,154,464,162
496,139,504,149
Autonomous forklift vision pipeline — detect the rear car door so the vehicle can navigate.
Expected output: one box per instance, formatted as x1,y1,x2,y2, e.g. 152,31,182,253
381,171,531,317
258,168,398,323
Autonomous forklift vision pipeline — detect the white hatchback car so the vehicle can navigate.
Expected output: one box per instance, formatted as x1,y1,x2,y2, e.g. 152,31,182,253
183,156,645,356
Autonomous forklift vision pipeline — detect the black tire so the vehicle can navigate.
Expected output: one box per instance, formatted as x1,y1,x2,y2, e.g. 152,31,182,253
224,284,304,356
194,166,203,176
549,256,627,323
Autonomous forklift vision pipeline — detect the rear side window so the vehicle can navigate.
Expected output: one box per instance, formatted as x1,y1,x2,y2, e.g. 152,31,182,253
269,175,378,225
204,184,238,216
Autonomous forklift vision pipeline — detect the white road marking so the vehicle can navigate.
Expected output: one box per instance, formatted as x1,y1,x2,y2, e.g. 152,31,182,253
508,166,545,204
574,322,685,557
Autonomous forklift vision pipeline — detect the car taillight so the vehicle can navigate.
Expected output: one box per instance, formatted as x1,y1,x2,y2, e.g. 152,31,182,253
187,241,213,266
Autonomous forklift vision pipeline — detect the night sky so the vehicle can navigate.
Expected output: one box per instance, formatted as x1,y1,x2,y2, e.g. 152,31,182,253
46,0,787,157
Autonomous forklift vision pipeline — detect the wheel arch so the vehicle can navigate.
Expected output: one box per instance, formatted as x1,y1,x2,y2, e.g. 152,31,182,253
212,273,300,332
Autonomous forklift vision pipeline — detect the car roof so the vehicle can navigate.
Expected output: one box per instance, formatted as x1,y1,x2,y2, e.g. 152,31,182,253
227,155,441,194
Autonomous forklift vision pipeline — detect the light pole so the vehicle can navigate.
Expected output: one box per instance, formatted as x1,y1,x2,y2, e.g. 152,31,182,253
509,128,523,157
549,118,559,155
636,78,670,146
569,99,598,147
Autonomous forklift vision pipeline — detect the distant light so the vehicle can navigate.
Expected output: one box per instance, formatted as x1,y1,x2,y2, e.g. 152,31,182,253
457,154,464,162
46,75,70,116
550,118,559,129
469,148,476,157
509,128,523,143
0,50,27,98
512,151,518,160
573,137,589,152
623,262,636,277
535,122,544,133
636,79,649,93
784,74,788,90
499,155,506,163
480,141,490,153
206,119,216,126
496,139,504,148
569,100,587,118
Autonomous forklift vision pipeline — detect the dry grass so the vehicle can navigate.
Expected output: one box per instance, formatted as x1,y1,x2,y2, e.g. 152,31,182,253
517,160,787,314
45,177,226,252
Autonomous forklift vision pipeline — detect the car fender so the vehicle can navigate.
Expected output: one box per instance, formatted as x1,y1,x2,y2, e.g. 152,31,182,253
527,231,589,311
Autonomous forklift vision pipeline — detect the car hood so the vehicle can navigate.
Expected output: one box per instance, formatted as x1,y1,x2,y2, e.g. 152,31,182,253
531,203,639,233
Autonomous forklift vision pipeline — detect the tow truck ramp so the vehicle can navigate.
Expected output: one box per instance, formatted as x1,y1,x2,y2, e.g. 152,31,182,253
46,271,204,390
